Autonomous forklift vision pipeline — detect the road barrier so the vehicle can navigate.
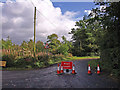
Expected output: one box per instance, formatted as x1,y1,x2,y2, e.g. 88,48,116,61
57,61,76,75
61,61,72,69
57,62,101,75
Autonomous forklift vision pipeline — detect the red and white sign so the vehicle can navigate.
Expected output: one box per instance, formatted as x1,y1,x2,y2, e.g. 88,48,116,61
61,61,73,69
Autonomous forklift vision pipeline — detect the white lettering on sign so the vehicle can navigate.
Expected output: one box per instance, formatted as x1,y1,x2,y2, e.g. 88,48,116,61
64,63,70,65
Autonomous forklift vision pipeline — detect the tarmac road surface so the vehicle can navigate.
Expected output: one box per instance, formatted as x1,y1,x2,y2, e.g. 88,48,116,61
2,59,119,88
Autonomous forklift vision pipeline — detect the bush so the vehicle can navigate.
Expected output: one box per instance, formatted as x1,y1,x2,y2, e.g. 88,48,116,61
88,59,101,70
57,44,69,56
2,54,16,67
52,54,64,62
37,55,49,66
15,56,34,68
34,61,45,68
2,52,65,69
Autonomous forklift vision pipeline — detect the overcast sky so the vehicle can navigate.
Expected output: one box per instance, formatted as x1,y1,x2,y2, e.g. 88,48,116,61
1,0,96,45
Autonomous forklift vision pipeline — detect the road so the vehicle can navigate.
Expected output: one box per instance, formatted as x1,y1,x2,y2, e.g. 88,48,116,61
2,59,119,88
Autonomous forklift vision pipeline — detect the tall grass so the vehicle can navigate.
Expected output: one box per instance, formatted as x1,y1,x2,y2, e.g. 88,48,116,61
2,48,66,69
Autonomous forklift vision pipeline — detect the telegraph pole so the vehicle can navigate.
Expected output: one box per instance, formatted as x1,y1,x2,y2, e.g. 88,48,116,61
34,7,36,57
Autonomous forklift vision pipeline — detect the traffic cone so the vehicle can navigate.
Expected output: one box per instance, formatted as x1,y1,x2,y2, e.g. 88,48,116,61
97,64,100,74
72,64,76,74
60,65,63,73
57,64,60,74
88,64,91,74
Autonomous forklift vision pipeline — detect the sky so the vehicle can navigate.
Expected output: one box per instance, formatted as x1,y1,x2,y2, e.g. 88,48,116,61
0,0,97,45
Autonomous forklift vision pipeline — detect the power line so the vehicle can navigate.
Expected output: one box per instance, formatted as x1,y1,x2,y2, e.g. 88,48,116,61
30,0,71,31
30,0,58,28
37,0,72,30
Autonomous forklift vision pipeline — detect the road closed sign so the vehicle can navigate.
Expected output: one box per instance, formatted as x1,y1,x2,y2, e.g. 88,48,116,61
61,61,73,69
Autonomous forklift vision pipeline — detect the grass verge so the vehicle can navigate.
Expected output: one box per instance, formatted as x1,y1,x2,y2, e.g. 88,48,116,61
88,59,119,80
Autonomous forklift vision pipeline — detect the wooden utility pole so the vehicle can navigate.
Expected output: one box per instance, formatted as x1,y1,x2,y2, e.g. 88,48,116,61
34,7,36,57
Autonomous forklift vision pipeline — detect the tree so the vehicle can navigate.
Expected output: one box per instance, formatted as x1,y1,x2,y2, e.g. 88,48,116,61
61,36,72,53
70,14,102,56
89,2,120,76
57,36,71,56
21,41,28,50
36,41,44,52
47,34,58,42
2,36,13,50
70,20,91,56
28,39,34,52
20,41,28,56
57,44,69,56
47,34,61,54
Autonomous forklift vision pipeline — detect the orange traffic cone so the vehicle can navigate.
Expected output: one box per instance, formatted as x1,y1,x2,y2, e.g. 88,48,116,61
57,64,60,74
72,64,76,74
60,65,63,73
97,64,100,74
88,64,91,74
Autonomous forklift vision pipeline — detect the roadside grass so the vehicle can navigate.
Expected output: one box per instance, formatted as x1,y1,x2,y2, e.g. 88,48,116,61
64,56,100,61
1,67,34,71
88,59,119,79
2,56,100,71
88,59,101,70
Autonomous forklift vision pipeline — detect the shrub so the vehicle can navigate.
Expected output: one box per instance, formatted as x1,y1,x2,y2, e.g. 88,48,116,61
15,56,34,68
88,59,101,70
51,54,64,62
37,55,49,66
2,54,16,67
34,61,45,68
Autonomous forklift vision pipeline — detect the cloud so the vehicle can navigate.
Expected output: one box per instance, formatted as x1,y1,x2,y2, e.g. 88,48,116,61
64,11,80,19
84,5,106,18
2,0,77,44
84,10,91,15
99,5,106,12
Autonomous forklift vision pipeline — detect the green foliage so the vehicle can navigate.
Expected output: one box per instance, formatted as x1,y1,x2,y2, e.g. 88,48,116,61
36,41,44,52
58,44,69,56
57,36,72,56
34,54,64,68
61,36,73,53
47,34,58,41
2,36,12,49
70,19,99,56
47,34,61,54
28,39,34,51
37,55,49,65
88,2,120,78
1,35,71,69
88,59,101,70
15,56,34,68
34,61,44,68
2,54,16,67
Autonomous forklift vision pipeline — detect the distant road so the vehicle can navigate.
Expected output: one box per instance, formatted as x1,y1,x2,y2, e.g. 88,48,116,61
2,59,119,88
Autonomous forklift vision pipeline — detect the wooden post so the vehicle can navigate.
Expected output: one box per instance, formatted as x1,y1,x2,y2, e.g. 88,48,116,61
34,7,36,57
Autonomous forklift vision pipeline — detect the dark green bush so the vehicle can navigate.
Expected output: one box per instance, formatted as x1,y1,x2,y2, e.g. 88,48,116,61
37,55,49,66
15,56,34,68
2,54,16,67
51,55,63,62
88,59,101,70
